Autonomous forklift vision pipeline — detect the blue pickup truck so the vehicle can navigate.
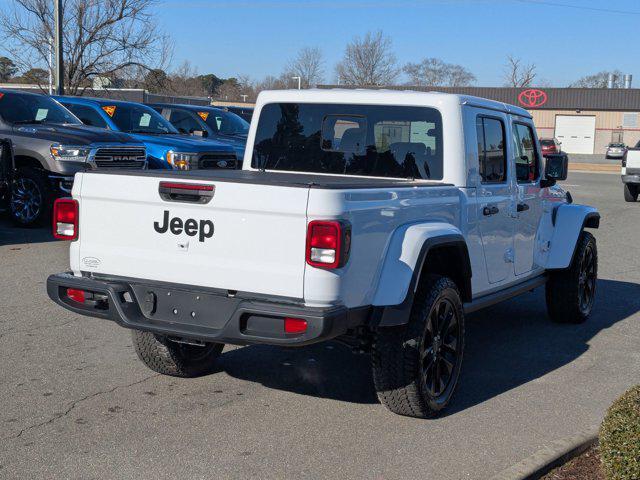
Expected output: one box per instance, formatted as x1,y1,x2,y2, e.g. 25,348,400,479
147,103,248,162
55,97,238,170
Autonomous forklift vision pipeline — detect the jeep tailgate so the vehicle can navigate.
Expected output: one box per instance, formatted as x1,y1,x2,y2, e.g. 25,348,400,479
74,172,309,298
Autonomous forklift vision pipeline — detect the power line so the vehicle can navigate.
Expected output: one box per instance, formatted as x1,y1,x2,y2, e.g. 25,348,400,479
515,0,640,16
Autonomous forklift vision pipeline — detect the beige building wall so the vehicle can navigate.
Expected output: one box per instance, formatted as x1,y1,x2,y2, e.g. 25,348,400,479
530,110,640,154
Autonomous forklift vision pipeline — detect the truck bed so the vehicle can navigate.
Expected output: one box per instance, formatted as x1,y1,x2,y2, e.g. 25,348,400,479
85,168,451,190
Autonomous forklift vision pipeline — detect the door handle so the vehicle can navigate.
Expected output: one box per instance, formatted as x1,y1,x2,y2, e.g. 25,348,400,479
517,203,530,212
483,205,499,216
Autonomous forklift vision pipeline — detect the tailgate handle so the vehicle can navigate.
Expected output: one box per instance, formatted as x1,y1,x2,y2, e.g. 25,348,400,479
159,182,214,204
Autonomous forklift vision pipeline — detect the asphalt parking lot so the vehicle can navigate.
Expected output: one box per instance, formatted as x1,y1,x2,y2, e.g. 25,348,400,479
1,171,639,480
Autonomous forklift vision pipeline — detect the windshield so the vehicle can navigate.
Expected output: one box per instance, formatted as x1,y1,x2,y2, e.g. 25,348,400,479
109,103,178,134
609,143,625,147
0,92,81,125
252,102,443,180
540,140,555,146
202,109,249,136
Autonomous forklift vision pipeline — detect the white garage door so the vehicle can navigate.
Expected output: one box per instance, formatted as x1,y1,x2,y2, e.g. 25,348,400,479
554,115,596,154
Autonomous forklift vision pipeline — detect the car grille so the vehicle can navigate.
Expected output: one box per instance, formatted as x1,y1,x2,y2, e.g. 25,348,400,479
93,148,146,169
198,153,238,170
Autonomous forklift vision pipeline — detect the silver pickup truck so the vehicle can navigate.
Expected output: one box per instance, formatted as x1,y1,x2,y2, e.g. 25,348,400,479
622,142,640,201
0,88,146,225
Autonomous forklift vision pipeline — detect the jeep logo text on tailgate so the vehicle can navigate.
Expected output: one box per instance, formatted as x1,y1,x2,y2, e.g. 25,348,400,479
154,210,214,242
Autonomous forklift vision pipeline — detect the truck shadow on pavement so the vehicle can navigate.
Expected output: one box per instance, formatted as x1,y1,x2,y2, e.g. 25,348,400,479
0,215,57,246
220,278,640,411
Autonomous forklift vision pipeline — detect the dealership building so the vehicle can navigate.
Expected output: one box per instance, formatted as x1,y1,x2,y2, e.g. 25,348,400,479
321,85,640,155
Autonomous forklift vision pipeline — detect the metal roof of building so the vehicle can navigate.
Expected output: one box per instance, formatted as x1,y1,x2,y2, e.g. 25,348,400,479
319,85,640,111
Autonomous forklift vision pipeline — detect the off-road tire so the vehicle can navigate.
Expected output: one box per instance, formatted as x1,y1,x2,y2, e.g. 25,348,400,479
10,167,51,227
546,231,597,324
372,275,465,418
132,330,224,377
624,184,638,202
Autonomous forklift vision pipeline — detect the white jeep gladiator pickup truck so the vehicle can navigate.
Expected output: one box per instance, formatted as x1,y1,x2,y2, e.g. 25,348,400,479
47,89,600,418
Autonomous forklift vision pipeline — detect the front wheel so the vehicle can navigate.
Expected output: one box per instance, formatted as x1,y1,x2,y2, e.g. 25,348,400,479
546,231,597,324
132,331,224,377
372,275,465,418
624,184,638,202
10,168,51,226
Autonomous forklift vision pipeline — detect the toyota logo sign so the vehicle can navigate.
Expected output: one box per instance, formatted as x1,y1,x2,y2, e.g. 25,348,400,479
518,89,548,108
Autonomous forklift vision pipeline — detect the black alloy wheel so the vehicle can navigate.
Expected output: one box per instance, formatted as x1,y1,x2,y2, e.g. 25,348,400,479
578,242,597,315
419,297,461,401
11,177,43,225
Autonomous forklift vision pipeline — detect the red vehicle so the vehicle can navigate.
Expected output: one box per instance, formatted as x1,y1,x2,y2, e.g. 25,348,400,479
540,137,562,155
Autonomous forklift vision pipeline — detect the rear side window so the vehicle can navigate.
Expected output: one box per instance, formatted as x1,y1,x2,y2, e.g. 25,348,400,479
252,103,443,180
476,116,506,183
65,104,108,129
513,123,540,183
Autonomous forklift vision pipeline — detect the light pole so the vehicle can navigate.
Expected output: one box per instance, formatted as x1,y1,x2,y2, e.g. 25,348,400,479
54,0,64,95
241,94,248,103
48,38,53,95
292,76,301,90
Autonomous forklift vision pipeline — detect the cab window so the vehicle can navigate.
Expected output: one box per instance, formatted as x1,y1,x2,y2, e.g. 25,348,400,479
65,104,108,129
513,123,540,183
252,103,443,180
476,116,506,183
168,109,204,134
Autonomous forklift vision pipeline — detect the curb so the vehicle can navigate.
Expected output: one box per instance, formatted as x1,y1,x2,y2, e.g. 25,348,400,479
569,163,619,173
489,426,599,480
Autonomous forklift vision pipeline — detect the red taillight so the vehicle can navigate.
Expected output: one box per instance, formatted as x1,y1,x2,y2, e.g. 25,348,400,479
306,220,351,269
159,181,214,192
66,288,85,303
53,198,79,240
284,317,307,334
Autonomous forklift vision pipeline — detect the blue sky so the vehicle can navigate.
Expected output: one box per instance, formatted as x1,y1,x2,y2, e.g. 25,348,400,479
156,0,640,86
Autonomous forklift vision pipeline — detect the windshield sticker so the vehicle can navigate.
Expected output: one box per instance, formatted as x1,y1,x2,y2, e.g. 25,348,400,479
102,105,116,117
197,111,209,121
140,113,151,127
35,109,48,121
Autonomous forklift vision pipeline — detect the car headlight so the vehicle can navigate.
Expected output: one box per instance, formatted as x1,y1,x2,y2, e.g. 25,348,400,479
166,151,197,170
50,145,90,162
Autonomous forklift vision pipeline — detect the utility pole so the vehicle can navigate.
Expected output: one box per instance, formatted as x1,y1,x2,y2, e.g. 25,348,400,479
54,0,64,95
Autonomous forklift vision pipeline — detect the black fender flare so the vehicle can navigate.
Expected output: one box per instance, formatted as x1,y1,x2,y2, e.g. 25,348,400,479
374,234,472,327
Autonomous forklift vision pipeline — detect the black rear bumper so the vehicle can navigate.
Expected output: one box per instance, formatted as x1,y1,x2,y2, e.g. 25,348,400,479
47,273,368,346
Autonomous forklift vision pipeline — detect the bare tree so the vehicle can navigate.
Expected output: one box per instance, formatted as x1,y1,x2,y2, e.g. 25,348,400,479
503,55,537,87
403,58,476,87
284,47,324,88
335,31,399,86
0,0,171,95
569,70,624,88
446,64,477,87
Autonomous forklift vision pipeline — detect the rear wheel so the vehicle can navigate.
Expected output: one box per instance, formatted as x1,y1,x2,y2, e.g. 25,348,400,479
546,231,597,324
372,275,465,418
10,167,51,226
132,330,224,377
624,184,638,202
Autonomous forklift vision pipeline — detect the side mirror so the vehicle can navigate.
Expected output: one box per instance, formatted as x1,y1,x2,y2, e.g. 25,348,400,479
541,153,568,187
